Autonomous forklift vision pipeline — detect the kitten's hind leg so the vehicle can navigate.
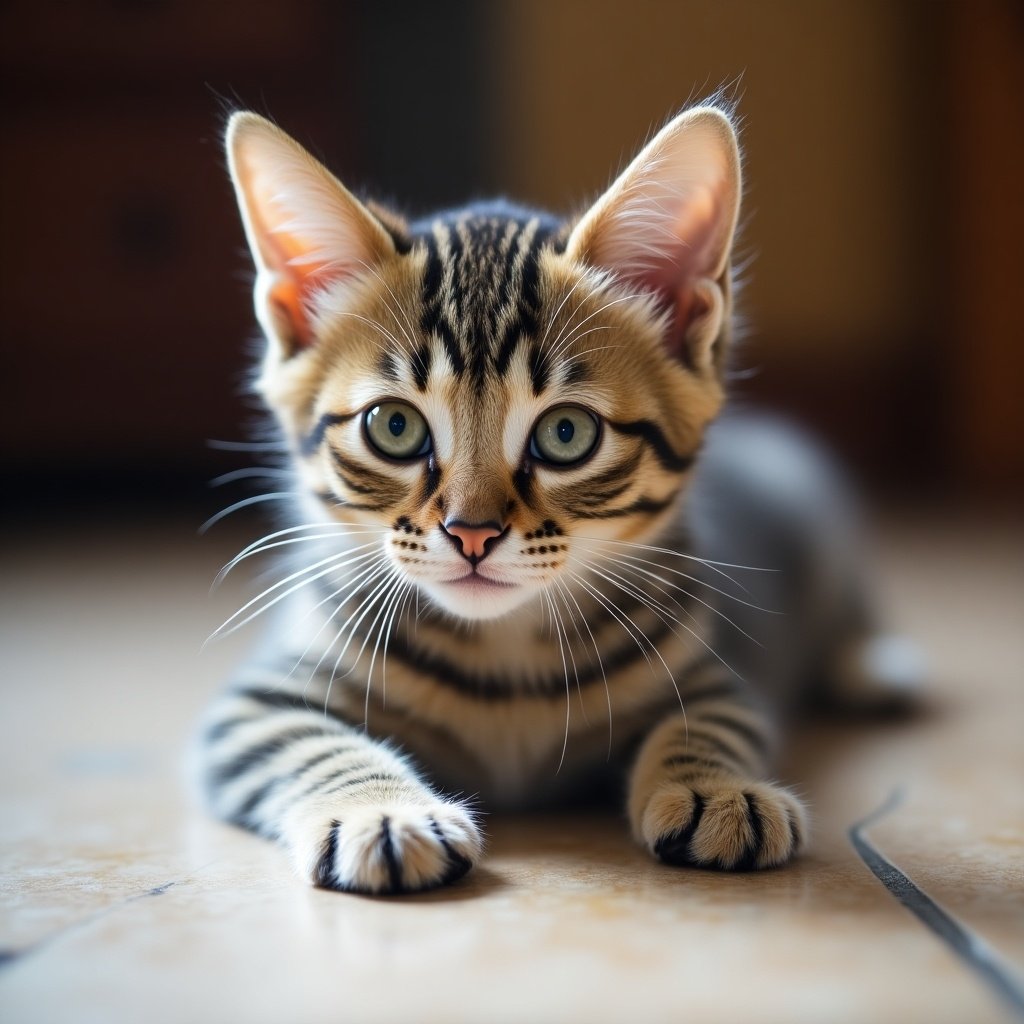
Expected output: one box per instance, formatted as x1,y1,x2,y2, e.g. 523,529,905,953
823,629,927,715
627,687,807,871
198,685,482,894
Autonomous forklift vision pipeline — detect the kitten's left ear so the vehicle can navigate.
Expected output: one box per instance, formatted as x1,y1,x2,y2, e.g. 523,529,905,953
566,107,741,371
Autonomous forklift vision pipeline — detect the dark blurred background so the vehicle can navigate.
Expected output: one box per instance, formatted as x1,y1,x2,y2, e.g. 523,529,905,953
3,0,1022,519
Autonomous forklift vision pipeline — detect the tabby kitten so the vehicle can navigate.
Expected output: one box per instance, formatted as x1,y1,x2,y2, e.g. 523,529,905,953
200,104,891,894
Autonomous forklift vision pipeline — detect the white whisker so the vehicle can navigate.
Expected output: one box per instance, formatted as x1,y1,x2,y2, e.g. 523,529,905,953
214,529,386,587
209,467,292,487
542,590,573,774
230,521,376,562
200,492,298,533
574,533,775,594
577,548,765,645
287,556,391,691
207,544,380,642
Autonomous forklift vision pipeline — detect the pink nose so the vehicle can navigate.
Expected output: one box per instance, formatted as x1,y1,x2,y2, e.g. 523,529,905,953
443,521,503,561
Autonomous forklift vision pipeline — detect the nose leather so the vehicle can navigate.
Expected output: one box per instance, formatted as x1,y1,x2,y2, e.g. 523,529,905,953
443,521,503,562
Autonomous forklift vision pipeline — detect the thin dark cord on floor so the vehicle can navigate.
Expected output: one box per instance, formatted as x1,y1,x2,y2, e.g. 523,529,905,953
850,789,1024,1020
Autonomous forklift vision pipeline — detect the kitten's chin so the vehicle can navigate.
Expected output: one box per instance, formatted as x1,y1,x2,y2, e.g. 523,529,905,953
419,576,536,622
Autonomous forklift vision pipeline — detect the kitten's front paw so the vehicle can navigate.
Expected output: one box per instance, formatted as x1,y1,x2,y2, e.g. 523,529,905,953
310,802,482,895
638,779,807,871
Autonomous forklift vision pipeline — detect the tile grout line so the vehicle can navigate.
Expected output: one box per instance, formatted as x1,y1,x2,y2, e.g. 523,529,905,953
850,788,1024,1021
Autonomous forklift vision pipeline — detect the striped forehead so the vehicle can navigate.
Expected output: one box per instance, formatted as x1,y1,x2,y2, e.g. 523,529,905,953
408,207,565,391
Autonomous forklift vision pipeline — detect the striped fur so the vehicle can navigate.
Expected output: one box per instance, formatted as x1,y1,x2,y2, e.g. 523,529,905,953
196,104,889,894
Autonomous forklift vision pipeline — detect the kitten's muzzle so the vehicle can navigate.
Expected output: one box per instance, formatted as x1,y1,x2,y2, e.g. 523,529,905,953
441,520,507,566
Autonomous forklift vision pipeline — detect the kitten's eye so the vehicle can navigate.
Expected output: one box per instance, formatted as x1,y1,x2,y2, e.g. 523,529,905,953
530,406,600,466
364,401,431,460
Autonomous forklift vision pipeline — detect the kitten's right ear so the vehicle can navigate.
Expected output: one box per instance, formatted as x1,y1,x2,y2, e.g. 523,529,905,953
225,112,396,356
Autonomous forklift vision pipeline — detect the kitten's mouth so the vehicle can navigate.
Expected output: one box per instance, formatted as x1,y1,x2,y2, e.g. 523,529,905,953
444,571,517,590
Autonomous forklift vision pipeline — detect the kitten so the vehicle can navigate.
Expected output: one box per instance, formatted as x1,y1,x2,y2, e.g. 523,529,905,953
199,103,913,894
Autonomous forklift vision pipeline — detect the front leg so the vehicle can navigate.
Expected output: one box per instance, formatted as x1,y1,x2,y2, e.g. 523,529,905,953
628,680,807,870
200,685,482,894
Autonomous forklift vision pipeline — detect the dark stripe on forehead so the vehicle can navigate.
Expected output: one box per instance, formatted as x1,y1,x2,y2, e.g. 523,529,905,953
409,204,564,385
419,229,466,377
563,360,591,386
495,223,546,378
377,351,400,383
494,317,521,377
410,343,432,391
528,343,550,394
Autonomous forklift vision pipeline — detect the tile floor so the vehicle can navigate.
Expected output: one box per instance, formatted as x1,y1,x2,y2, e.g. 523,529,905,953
0,507,1021,1023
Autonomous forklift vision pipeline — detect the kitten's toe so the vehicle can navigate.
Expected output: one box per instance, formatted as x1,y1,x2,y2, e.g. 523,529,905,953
641,778,807,871
303,801,482,895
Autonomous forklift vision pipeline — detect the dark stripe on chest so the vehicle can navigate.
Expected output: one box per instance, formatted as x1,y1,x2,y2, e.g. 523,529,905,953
369,618,676,701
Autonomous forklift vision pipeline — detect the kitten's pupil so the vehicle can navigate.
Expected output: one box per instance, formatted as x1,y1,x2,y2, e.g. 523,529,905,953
388,412,406,437
557,419,575,444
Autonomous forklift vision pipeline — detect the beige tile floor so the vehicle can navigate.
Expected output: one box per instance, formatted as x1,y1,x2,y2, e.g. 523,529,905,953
0,508,1022,1023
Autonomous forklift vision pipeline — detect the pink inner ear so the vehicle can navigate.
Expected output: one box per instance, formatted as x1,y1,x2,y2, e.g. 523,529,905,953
619,184,720,356
263,227,345,351
269,281,314,350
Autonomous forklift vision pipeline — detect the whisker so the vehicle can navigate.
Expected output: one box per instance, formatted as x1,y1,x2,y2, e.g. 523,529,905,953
334,311,406,359
567,568,687,721
293,558,393,696
209,467,292,487
574,556,743,686
286,556,391,688
355,259,419,351
214,529,386,587
230,521,378,562
326,567,400,703
366,577,412,721
574,533,774,595
552,585,587,725
207,544,380,642
317,562,398,716
548,292,651,362
200,492,298,534
380,580,415,712
577,548,766,646
572,568,691,721
583,545,777,614
538,275,590,351
555,578,613,758
542,590,573,774
207,439,288,452
550,323,615,360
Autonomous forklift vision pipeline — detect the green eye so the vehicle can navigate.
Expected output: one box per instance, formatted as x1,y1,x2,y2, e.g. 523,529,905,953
364,401,431,460
530,406,600,466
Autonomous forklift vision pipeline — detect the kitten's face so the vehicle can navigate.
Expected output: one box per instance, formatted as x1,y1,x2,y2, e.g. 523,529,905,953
226,109,740,622
272,236,721,620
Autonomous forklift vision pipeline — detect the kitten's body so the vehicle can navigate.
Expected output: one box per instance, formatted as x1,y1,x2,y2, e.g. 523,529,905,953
199,107,910,893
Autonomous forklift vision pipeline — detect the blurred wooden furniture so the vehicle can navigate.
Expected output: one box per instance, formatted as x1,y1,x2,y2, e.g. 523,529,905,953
0,1,345,481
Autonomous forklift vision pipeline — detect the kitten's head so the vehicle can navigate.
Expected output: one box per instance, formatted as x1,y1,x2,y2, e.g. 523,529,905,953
225,106,740,621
